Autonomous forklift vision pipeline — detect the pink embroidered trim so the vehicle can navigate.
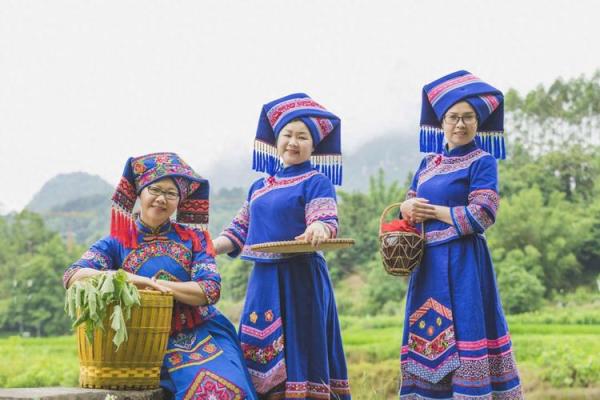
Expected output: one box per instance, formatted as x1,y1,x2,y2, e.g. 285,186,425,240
417,149,487,187
266,98,325,127
240,317,283,340
250,171,320,202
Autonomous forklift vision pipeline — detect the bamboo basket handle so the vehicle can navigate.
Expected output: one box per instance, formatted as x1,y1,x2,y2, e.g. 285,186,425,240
379,202,425,239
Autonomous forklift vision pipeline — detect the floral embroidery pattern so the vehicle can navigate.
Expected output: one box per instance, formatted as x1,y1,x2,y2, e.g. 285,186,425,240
425,226,459,245
221,201,250,250
80,249,113,270
305,197,339,237
249,312,258,324
469,189,499,215
417,149,487,186
122,241,192,274
451,206,473,236
266,97,326,127
264,310,274,322
166,336,224,373
112,176,136,211
168,353,183,365
199,280,220,305
192,262,218,276
408,327,456,361
64,249,113,287
153,269,180,282
242,335,285,365
184,369,244,400
250,171,320,202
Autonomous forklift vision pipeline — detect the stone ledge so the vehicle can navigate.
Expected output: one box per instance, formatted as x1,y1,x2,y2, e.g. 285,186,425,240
0,387,167,400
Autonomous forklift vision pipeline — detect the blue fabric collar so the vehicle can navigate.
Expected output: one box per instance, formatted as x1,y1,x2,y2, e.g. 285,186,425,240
136,218,172,235
444,141,478,157
276,161,313,177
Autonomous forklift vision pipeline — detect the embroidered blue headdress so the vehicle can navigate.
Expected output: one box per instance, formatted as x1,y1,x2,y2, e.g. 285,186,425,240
253,93,342,185
420,70,506,159
111,152,211,249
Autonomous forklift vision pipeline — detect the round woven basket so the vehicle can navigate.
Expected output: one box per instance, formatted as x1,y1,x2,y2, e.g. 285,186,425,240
379,203,425,276
77,290,173,390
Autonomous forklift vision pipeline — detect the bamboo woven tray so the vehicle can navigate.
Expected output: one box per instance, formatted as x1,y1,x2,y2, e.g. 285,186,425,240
250,238,355,253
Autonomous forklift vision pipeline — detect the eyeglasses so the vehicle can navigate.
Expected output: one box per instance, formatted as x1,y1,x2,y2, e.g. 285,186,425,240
443,114,477,125
146,185,179,201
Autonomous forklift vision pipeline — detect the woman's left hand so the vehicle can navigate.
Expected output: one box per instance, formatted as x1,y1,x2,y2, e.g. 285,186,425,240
295,222,331,247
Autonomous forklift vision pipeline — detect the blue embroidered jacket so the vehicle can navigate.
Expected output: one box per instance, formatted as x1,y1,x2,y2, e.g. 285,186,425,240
64,220,221,332
407,141,499,246
222,161,339,263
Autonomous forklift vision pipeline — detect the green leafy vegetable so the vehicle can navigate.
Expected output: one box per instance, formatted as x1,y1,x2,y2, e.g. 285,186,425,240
64,270,140,350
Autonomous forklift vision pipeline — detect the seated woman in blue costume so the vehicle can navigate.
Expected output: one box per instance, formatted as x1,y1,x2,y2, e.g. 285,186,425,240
398,71,523,399
213,93,351,400
63,153,258,400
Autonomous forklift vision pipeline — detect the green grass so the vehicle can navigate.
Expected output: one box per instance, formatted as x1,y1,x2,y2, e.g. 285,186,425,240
0,336,79,387
1,315,599,398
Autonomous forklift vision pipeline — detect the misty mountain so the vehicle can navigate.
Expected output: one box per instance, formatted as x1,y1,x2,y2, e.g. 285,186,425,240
26,172,113,213
205,131,421,192
26,133,421,243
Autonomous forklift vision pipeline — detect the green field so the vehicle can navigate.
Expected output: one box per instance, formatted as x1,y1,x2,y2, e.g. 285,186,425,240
1,307,599,399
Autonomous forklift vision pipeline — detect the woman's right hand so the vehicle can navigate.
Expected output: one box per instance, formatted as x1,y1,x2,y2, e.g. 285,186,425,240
125,272,171,294
400,198,437,224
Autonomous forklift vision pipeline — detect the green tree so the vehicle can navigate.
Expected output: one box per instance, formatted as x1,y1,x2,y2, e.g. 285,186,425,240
330,169,405,279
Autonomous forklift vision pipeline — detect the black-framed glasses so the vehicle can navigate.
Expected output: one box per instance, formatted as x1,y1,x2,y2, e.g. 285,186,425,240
146,185,179,201
443,114,477,125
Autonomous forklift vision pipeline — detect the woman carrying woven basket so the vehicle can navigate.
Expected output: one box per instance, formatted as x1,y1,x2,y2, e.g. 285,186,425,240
64,153,257,399
397,71,523,399
212,93,350,399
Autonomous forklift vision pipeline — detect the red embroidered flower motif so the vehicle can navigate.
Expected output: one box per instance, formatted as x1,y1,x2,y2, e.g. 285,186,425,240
266,176,276,185
155,154,171,164
203,343,217,354
168,353,183,365
189,353,203,360
434,155,443,166
264,310,274,322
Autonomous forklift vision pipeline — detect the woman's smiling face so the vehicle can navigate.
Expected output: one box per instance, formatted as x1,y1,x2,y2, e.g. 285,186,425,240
442,101,478,150
276,120,314,167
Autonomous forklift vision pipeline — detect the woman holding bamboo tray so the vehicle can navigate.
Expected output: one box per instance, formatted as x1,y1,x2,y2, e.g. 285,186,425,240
64,153,257,399
398,71,523,399
213,93,350,399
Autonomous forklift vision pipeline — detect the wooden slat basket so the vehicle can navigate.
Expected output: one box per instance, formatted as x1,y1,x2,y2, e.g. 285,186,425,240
76,290,173,390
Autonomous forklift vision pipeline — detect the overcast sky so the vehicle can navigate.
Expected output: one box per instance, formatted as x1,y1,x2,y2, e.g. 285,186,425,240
1,0,599,212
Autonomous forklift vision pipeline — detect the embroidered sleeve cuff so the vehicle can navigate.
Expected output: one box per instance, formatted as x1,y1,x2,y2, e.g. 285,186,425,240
451,206,476,236
198,280,221,305
466,204,495,232
318,219,339,238
221,230,244,258
63,265,81,289
305,197,338,226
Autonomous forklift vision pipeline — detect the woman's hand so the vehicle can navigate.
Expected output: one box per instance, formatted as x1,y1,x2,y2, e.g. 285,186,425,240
401,198,437,223
295,222,331,247
125,272,172,294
